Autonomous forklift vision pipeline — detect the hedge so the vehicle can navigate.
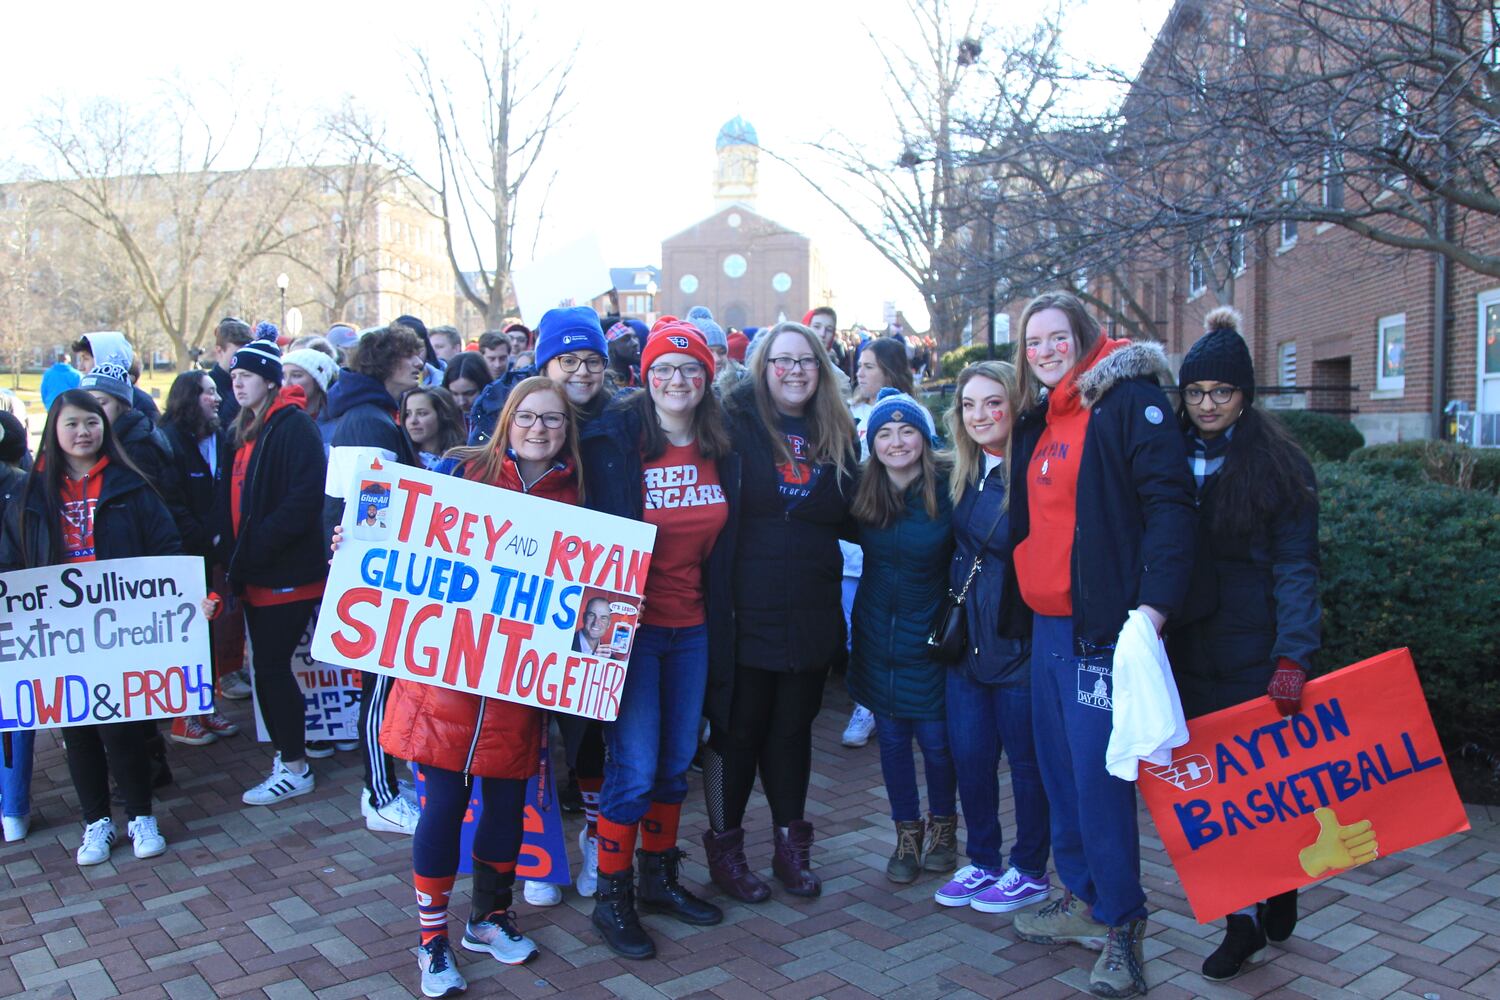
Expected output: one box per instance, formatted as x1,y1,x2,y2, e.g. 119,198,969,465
1349,440,1500,493
939,341,1015,377
1316,462,1500,745
1274,410,1365,461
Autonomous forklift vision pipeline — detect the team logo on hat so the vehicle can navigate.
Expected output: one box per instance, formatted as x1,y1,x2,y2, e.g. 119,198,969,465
564,334,586,345
91,361,131,383
891,408,906,421
667,335,690,349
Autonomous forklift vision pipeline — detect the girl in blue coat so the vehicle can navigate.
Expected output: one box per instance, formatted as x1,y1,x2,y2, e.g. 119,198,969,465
848,388,957,884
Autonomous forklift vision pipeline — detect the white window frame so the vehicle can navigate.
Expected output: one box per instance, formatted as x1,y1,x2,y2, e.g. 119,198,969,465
1188,248,1206,297
1227,220,1246,274
1279,171,1299,249
1376,313,1407,394
1229,0,1248,49
1279,340,1298,387
1321,151,1344,210
1477,288,1500,415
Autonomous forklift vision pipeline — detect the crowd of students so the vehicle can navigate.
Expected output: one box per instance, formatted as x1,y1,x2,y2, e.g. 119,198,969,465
0,292,1321,999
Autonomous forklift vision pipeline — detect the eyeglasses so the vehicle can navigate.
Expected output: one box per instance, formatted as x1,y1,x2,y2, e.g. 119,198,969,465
1183,386,1239,405
553,353,605,373
648,361,706,381
769,356,818,375
513,410,567,429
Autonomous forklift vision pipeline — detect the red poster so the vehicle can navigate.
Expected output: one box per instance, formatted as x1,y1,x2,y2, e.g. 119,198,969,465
1140,648,1469,923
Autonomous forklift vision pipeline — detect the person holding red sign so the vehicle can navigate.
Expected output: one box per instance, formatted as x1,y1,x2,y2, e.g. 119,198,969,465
701,321,859,902
0,389,183,866
578,320,736,960
1167,308,1320,982
1004,291,1196,999
379,375,585,996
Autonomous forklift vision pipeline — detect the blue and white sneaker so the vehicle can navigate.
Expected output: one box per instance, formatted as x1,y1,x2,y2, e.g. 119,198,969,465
417,936,466,997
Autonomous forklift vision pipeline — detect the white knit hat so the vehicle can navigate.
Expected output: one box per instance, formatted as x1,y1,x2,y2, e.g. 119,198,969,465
282,348,339,393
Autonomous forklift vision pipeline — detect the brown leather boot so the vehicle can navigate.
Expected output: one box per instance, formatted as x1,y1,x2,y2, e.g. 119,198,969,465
702,827,771,902
772,820,821,897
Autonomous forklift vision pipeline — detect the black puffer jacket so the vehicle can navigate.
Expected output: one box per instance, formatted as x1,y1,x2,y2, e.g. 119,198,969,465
218,392,329,593
724,383,857,675
0,462,182,570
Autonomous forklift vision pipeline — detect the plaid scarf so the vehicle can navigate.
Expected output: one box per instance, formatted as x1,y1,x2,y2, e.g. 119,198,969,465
1189,426,1234,490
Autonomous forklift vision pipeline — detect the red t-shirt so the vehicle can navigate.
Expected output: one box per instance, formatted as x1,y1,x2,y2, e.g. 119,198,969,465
59,456,109,563
640,441,728,627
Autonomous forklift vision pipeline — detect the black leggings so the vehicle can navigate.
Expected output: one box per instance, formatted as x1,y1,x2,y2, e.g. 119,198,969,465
704,664,828,830
65,721,155,822
414,765,527,876
244,599,316,764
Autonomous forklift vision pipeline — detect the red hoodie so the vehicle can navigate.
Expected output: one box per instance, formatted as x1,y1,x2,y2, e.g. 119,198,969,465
1014,336,1128,616
59,455,109,563
233,386,324,607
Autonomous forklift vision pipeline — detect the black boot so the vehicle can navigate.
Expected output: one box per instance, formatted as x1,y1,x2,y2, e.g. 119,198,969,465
1202,913,1266,982
637,848,723,926
1260,890,1298,943
591,868,656,960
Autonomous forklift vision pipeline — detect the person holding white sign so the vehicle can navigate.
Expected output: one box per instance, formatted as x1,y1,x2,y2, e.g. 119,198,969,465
0,389,182,865
579,321,735,960
219,333,329,807
379,375,586,995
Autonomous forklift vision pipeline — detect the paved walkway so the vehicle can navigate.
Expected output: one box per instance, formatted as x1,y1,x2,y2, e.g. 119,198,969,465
2,683,1497,1000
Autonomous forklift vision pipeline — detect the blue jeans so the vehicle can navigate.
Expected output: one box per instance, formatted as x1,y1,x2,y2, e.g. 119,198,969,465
1,730,34,818
875,715,957,822
602,623,708,825
946,667,1050,877
1031,614,1147,927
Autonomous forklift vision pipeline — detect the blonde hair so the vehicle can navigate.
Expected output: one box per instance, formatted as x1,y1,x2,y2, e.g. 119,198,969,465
946,360,1018,504
746,322,857,479
444,376,585,501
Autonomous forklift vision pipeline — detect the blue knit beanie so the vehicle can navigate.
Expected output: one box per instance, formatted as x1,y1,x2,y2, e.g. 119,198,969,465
865,386,938,447
535,306,607,369
686,306,727,349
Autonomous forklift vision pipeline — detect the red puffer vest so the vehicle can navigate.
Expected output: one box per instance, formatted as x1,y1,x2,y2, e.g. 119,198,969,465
379,454,580,779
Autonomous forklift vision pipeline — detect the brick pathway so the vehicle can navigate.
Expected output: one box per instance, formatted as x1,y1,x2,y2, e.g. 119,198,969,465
2,683,1497,999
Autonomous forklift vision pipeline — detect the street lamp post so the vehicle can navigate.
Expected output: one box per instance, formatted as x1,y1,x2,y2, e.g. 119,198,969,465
276,272,289,333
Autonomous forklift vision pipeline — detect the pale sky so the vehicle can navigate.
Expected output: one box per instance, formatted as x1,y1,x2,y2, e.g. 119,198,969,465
4,0,1175,331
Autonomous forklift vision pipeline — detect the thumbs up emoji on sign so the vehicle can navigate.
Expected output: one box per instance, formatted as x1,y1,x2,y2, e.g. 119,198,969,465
1298,807,1379,878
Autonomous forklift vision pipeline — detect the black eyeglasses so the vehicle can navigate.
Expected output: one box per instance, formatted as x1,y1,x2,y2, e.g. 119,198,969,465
769,356,818,374
1182,386,1238,405
648,362,706,381
553,354,605,373
513,410,567,429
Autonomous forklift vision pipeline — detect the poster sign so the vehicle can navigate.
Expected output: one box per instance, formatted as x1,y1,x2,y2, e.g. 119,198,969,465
252,604,362,743
312,459,656,722
0,556,212,730
415,758,571,883
511,233,611,326
1140,648,1469,923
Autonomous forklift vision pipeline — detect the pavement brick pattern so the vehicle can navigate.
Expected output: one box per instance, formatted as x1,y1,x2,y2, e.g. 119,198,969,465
2,683,1497,999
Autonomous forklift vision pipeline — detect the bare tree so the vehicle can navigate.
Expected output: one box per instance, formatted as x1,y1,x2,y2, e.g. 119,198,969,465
28,87,315,367
384,7,576,327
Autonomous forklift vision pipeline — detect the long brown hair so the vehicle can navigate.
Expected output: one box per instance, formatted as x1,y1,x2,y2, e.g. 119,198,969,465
746,321,857,479
444,376,585,500
851,432,950,528
402,386,467,457
627,381,732,462
946,360,1018,505
1015,290,1103,413
853,337,915,401
230,374,279,449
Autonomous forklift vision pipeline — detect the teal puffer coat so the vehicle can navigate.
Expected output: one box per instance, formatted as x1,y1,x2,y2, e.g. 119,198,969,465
848,485,955,721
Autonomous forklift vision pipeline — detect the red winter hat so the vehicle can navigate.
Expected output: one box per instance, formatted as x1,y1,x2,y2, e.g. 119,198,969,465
643,320,716,377
727,330,750,361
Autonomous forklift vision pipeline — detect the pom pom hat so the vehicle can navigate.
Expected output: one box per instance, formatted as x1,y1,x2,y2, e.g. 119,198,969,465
642,319,715,377
282,348,338,393
865,386,939,447
1179,307,1255,403
231,325,284,384
685,306,727,349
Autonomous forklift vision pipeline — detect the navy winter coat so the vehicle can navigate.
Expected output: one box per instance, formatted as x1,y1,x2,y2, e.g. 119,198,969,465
848,484,954,721
160,419,225,560
1002,341,1197,648
949,464,1031,685
0,462,182,570
1166,421,1320,718
321,369,417,545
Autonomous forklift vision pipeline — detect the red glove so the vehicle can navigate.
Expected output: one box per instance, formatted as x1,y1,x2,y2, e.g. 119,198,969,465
1267,658,1306,716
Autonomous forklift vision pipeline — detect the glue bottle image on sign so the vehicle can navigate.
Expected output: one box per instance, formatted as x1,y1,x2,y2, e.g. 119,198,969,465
351,475,393,540
605,601,638,658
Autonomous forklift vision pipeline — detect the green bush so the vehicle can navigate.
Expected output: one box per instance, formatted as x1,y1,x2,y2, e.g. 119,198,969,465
1316,462,1500,745
940,341,1015,377
1274,410,1365,461
1349,441,1500,492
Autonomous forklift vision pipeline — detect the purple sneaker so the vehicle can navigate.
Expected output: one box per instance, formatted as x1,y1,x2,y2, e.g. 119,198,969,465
934,864,1002,906
970,867,1051,913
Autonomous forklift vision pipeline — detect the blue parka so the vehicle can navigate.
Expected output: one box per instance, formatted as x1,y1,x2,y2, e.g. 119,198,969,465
949,462,1031,685
848,483,954,721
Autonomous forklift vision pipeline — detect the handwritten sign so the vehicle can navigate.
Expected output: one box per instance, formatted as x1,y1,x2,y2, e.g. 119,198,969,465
0,556,213,730
312,459,656,722
415,758,571,883
1140,648,1469,923
251,604,362,743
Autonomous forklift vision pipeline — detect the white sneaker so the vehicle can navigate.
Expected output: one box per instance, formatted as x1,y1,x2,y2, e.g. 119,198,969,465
841,705,876,747
76,817,117,866
399,779,419,806
522,878,562,907
366,794,421,835
219,669,253,700
462,911,539,965
416,936,466,997
128,816,167,859
242,754,315,806
576,827,598,897
2,814,29,843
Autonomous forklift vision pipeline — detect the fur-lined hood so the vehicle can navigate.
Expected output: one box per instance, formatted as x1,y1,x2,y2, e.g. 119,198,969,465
1076,340,1173,409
